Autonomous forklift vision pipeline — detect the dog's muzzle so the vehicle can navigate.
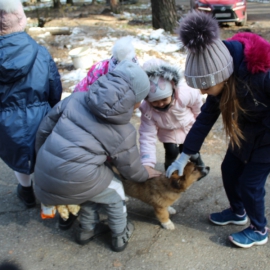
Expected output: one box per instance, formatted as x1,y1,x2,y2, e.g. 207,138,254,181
198,166,210,181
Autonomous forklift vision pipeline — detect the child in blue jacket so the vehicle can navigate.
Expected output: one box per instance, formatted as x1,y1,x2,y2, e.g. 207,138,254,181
0,0,62,208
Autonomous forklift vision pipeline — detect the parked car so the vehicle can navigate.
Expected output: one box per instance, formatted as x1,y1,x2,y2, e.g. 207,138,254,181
193,0,247,26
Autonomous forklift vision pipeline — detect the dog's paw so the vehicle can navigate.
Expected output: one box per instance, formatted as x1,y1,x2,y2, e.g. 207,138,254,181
161,220,175,230
167,206,176,215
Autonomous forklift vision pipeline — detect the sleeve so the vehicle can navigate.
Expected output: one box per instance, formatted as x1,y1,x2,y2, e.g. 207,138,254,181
73,76,88,92
178,82,202,118
139,109,158,167
86,60,109,86
183,95,221,155
187,88,203,118
35,96,70,155
111,129,149,183
48,57,63,108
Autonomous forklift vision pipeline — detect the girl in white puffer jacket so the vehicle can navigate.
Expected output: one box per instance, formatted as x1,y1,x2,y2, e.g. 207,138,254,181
139,58,207,171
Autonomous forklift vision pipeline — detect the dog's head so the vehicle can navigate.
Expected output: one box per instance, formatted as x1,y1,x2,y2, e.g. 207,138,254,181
170,162,210,191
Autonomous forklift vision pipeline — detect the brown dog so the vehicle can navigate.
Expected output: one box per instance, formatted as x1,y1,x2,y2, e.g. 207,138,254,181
121,162,209,230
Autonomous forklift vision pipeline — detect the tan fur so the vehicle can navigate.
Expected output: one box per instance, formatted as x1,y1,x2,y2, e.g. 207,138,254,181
120,162,205,230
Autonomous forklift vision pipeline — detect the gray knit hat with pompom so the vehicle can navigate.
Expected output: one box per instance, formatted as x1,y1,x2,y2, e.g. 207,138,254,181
178,11,233,89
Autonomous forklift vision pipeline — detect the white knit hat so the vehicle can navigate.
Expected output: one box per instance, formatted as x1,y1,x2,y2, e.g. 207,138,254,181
178,11,233,89
0,0,27,36
147,76,173,102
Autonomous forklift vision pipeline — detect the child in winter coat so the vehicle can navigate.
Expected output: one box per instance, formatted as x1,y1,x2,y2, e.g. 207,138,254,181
0,0,62,208
139,58,207,172
167,11,270,248
73,36,138,92
34,60,161,252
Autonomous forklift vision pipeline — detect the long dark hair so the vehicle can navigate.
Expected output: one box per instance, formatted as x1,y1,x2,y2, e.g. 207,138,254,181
219,75,245,148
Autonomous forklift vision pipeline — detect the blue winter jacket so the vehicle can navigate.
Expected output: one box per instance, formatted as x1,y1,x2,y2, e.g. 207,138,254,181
183,32,270,164
0,32,62,174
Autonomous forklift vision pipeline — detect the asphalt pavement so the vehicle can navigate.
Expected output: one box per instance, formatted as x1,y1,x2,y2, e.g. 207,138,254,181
1,114,270,270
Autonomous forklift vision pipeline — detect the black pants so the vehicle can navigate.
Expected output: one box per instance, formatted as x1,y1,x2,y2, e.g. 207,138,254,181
163,143,205,170
163,143,183,170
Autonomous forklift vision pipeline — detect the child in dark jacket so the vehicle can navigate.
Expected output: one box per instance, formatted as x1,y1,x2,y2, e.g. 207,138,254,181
0,0,62,208
34,60,161,252
167,11,270,248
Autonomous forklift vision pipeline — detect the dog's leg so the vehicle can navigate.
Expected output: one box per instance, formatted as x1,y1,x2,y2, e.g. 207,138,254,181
168,206,176,215
154,207,175,230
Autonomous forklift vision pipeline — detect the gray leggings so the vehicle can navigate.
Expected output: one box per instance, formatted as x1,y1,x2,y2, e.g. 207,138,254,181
79,176,127,235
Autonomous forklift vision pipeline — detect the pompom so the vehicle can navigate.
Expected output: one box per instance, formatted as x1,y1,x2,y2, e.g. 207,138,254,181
178,11,220,53
112,36,136,61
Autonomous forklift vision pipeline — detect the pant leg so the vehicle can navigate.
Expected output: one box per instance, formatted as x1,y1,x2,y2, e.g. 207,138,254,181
14,171,32,187
80,175,127,234
79,202,101,231
238,161,270,231
164,143,181,170
221,149,270,230
221,149,246,214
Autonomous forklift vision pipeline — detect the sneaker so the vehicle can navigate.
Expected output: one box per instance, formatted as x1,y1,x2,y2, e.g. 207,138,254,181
17,184,36,208
111,221,134,252
59,213,78,230
209,208,248,226
75,221,110,245
229,226,268,248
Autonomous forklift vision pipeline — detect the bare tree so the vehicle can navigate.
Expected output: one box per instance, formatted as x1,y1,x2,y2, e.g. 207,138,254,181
53,0,61,8
150,0,177,33
110,0,120,14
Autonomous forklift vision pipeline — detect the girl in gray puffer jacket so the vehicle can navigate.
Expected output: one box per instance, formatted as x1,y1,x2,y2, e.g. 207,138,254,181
34,60,161,252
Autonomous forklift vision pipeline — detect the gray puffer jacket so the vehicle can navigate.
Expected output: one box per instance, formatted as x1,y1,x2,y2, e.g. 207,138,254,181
34,61,149,205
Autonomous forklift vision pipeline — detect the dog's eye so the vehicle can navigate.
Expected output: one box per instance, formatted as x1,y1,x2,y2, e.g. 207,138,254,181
193,167,198,172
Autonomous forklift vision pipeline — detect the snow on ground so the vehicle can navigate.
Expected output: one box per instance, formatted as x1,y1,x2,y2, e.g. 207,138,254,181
48,24,187,96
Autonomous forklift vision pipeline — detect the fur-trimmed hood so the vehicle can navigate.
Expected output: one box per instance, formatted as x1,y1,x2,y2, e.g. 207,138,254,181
228,32,270,74
142,58,182,86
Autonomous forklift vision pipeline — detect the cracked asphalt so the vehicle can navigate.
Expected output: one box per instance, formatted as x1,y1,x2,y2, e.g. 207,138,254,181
1,114,270,270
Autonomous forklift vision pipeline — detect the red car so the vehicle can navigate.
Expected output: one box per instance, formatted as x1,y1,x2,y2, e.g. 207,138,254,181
193,0,247,26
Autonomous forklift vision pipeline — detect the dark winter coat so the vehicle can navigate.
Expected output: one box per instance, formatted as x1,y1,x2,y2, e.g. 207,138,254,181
34,66,149,206
183,32,270,164
0,32,62,174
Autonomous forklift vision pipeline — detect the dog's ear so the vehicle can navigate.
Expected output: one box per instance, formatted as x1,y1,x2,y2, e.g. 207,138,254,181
171,170,180,180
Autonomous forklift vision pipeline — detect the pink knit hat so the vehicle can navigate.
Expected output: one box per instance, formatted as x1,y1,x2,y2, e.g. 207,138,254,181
0,0,27,36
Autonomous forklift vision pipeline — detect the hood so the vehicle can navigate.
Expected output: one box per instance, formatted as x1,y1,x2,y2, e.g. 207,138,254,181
143,58,182,86
86,59,150,125
228,32,270,74
85,70,136,125
0,32,38,83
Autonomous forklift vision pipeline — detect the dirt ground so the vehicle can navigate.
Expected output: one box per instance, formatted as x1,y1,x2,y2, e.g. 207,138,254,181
24,0,270,76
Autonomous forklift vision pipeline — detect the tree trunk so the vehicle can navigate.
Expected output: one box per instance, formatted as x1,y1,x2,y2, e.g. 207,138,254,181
150,0,177,33
66,0,73,5
53,0,61,8
110,0,120,14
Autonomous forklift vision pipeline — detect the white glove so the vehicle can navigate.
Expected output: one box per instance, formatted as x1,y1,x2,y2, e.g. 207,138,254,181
166,152,191,178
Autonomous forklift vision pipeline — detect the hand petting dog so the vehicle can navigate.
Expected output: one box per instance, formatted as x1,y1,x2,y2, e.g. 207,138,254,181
144,165,162,178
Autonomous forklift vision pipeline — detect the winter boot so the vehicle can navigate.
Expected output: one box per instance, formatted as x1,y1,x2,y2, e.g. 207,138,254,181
111,221,134,252
17,183,36,208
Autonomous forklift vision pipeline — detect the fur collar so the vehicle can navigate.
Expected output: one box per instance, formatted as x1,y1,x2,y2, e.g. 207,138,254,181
228,32,270,74
144,64,182,86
